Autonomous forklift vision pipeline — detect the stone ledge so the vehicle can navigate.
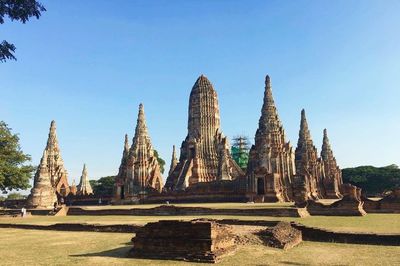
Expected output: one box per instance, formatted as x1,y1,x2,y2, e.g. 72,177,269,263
0,223,140,233
67,204,308,217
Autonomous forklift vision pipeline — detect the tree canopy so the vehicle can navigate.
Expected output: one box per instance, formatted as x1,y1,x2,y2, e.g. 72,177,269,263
154,150,165,174
342,165,400,196
89,176,115,197
0,121,35,193
0,0,46,62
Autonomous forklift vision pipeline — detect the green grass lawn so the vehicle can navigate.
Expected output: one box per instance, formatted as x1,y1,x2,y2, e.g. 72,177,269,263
1,213,400,234
1,228,399,266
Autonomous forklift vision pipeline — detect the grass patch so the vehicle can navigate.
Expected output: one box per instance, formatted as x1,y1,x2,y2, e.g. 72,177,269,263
0,228,399,265
1,213,400,234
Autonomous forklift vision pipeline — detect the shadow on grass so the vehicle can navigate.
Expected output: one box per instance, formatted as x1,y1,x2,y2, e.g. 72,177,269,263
70,245,131,259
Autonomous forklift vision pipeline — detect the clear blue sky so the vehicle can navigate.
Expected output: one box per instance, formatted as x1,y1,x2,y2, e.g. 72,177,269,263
1,1,400,187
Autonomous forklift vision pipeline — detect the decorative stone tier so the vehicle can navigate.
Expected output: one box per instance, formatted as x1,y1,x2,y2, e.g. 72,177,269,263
129,220,236,263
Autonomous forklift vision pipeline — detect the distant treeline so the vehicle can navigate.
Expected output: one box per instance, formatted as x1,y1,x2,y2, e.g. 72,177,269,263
342,164,400,196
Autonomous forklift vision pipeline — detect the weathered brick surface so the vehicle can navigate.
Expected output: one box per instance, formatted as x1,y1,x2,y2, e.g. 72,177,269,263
129,220,236,263
261,222,302,250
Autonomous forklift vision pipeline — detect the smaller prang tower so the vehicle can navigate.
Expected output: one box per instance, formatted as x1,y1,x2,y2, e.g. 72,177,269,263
321,129,343,198
293,109,325,202
247,75,296,202
41,120,70,197
168,145,178,176
77,164,93,196
27,150,58,208
114,104,163,201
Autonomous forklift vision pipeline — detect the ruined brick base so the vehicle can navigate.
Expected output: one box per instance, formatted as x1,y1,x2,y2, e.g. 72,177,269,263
129,220,236,263
260,221,302,250
306,198,367,216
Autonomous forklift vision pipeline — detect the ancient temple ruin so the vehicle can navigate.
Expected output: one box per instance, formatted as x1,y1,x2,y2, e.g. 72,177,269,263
165,75,244,191
110,73,345,204
293,110,326,202
114,104,163,201
247,75,296,202
77,164,93,196
26,150,58,208
28,121,72,200
321,129,343,198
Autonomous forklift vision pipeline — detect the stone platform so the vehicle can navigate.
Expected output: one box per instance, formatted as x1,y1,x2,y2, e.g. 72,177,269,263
129,220,236,263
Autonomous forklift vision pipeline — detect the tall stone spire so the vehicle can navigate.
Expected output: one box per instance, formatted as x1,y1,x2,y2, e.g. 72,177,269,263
27,150,58,208
77,164,93,195
320,129,342,198
114,104,163,201
247,74,296,202
294,109,325,200
168,145,178,176
165,75,243,190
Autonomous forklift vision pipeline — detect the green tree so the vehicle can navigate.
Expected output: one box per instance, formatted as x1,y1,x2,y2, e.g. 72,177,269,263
153,150,165,174
89,176,115,197
6,192,26,200
0,0,46,62
342,165,400,195
0,121,35,193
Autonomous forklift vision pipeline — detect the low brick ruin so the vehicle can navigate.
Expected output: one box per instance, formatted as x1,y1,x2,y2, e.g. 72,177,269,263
129,220,236,263
260,222,302,250
306,184,367,216
363,188,400,213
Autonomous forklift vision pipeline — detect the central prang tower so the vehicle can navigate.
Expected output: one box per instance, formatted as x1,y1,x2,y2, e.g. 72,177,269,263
165,75,243,190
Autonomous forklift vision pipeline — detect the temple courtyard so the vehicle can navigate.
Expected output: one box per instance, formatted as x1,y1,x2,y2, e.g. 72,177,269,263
1,203,400,265
1,229,399,265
